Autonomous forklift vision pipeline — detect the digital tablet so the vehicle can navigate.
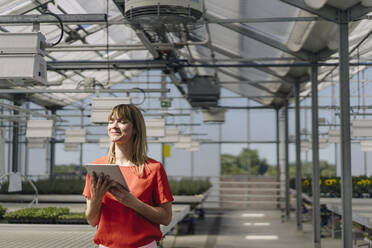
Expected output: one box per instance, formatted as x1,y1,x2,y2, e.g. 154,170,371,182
85,164,129,192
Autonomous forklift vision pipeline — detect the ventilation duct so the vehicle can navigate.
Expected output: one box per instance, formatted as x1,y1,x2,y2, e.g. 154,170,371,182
187,76,220,108
0,32,47,87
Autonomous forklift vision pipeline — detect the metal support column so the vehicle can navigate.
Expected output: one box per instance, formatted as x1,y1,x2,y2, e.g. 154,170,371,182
11,99,21,173
50,109,56,178
190,112,194,178
332,80,338,176
247,99,251,175
295,83,302,230
311,64,321,248
284,103,290,219
276,108,281,209
339,11,352,248
79,108,84,178
24,103,29,176
362,70,367,176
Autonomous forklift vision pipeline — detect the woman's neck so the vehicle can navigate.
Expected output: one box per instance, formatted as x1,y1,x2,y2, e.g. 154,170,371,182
114,143,133,165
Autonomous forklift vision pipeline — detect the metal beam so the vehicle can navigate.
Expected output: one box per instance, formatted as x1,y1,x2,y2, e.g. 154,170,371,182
46,59,372,71
0,88,169,94
0,102,57,120
185,62,372,67
311,64,321,248
203,16,323,24
206,13,314,61
338,11,353,248
349,3,372,21
135,30,160,59
295,82,302,231
0,14,107,24
280,0,339,23
47,44,174,52
47,59,171,70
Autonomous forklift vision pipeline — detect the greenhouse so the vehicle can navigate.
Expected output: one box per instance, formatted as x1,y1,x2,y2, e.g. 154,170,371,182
0,0,371,247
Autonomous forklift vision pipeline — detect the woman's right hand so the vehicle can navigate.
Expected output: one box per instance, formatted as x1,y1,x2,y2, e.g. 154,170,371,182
90,172,113,203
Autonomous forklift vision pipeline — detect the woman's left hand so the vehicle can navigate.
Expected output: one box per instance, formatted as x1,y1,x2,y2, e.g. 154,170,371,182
109,182,137,208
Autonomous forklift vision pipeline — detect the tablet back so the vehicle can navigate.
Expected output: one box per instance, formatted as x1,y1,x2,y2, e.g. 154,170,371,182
85,164,129,191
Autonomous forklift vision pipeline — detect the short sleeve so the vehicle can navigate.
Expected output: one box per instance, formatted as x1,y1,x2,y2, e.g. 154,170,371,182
82,173,91,199
153,164,174,205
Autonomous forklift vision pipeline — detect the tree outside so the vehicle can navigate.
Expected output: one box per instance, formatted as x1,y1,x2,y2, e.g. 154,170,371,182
221,148,336,177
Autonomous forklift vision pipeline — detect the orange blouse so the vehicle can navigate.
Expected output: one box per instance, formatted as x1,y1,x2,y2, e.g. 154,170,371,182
83,156,174,248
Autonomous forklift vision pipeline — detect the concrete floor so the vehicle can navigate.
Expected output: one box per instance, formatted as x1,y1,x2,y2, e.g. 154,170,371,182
0,205,350,248
162,209,343,248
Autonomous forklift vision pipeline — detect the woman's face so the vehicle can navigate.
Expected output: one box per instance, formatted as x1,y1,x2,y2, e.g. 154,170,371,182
107,117,135,145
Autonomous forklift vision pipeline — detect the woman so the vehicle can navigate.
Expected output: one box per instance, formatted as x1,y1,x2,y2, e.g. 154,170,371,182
83,104,174,248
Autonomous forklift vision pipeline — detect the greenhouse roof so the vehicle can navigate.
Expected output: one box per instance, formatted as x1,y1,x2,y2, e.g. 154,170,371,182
0,0,371,109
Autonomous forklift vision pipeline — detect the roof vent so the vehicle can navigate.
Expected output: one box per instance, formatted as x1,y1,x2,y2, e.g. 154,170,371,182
124,0,203,31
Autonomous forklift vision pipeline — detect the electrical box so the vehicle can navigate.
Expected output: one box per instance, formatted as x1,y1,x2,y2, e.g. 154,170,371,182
187,76,220,108
0,32,48,87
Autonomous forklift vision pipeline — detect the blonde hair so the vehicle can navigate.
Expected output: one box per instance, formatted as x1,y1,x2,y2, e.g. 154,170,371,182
107,104,148,176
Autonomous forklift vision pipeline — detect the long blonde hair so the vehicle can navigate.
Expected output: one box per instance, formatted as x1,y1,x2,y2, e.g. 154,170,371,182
107,104,148,175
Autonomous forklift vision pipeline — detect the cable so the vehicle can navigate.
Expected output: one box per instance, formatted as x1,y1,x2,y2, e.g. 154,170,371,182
43,11,64,47
130,88,146,105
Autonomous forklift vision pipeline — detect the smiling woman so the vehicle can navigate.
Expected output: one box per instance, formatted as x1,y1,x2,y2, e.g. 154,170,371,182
83,104,174,248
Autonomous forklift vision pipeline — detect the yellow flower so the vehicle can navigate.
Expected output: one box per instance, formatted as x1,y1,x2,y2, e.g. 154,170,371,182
303,180,310,186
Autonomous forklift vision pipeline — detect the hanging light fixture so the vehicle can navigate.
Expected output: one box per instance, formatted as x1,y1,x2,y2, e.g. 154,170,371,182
328,129,340,143
352,120,372,137
145,118,165,137
64,129,86,143
26,119,54,138
158,128,179,143
91,97,131,123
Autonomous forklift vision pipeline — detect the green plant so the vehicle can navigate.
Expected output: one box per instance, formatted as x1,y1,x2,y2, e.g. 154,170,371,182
4,207,69,220
58,213,86,220
0,178,85,194
0,204,7,219
169,178,211,195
